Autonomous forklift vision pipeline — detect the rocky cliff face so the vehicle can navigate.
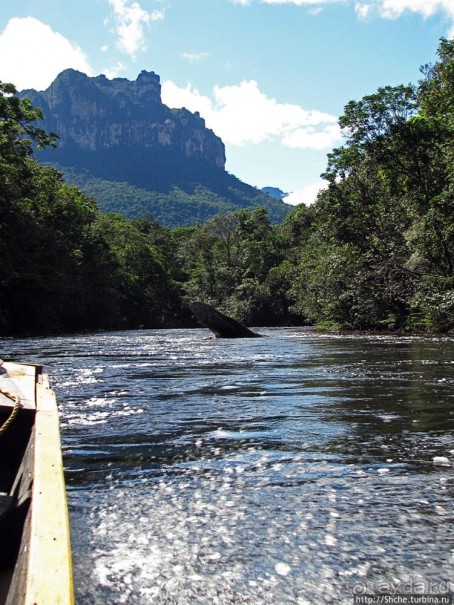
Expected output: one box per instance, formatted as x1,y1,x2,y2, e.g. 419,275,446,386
20,69,226,169
18,69,289,226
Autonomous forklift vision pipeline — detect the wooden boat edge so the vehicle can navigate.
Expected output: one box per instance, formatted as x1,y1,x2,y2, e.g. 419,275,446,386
0,362,74,605
25,374,74,605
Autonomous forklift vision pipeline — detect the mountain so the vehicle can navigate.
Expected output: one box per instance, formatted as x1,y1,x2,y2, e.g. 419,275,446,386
261,187,288,200
20,69,289,227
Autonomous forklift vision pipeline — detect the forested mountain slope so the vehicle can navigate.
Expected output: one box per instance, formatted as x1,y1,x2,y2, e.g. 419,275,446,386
1,40,452,336
18,69,289,226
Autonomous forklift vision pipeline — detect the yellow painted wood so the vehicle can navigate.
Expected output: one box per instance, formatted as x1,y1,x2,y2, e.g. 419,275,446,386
0,362,37,410
24,378,74,605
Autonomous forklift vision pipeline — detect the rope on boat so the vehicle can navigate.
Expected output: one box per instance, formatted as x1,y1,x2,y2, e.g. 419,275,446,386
0,389,22,437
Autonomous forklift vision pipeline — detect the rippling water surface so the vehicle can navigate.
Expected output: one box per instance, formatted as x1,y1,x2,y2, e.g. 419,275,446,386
4,328,454,604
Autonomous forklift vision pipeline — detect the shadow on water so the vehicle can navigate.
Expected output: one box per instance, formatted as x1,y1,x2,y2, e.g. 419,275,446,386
3,328,454,604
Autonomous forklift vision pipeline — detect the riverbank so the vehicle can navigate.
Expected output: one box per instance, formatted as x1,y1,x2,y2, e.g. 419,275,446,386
2,318,453,341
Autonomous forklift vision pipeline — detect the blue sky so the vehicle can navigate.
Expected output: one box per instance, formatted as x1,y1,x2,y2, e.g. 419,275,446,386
0,0,452,204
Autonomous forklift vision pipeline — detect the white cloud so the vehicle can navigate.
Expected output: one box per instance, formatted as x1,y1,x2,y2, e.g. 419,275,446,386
282,124,342,150
0,17,93,91
377,0,454,20
232,0,454,32
182,52,209,62
162,79,341,150
103,61,128,79
108,0,165,60
283,180,329,205
307,7,325,15
162,80,214,122
355,0,454,32
354,2,371,18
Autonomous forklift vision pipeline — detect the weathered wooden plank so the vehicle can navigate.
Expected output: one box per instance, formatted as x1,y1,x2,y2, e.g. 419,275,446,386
9,426,34,508
23,380,74,605
0,363,37,411
4,497,32,605
2,428,35,605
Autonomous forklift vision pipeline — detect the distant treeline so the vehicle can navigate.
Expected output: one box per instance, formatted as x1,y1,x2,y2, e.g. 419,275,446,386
0,39,452,336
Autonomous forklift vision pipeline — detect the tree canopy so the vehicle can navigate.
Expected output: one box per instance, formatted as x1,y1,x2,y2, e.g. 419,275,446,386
0,39,452,335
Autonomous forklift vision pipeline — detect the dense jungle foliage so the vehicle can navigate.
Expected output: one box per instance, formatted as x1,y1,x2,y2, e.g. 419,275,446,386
56,164,284,228
0,40,452,336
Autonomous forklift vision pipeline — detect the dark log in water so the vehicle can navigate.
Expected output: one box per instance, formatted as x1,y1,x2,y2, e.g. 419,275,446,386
189,302,262,338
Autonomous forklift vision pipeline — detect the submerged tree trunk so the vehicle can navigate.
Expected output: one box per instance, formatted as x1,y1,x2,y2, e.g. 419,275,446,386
189,302,262,338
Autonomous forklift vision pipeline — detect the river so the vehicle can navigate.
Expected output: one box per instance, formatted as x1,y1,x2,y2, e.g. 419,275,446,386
3,327,454,604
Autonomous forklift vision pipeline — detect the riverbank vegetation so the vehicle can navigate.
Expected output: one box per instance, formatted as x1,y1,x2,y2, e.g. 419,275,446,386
1,40,452,336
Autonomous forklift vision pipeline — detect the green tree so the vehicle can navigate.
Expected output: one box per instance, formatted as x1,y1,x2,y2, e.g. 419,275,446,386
177,208,290,325
0,82,183,334
0,82,57,159
90,214,183,329
286,39,453,332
